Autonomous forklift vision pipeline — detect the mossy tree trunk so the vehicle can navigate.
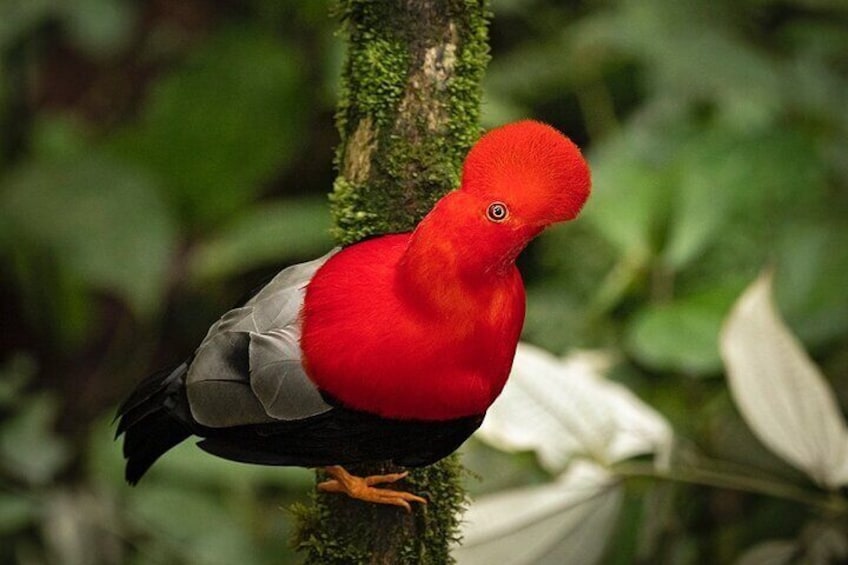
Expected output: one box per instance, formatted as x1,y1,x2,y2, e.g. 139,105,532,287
292,1,490,563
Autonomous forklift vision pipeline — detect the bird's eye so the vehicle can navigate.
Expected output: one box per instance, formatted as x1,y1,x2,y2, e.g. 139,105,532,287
486,202,509,223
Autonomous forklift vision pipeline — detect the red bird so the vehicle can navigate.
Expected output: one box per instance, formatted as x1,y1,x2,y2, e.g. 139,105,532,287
116,120,591,510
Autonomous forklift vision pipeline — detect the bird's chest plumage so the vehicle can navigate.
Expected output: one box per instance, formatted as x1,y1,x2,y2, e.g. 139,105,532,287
301,235,525,421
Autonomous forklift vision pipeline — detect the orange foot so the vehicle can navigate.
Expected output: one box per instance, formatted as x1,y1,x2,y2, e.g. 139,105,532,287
317,465,427,512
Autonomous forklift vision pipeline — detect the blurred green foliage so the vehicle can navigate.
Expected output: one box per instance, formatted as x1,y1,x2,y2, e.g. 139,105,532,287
0,0,846,563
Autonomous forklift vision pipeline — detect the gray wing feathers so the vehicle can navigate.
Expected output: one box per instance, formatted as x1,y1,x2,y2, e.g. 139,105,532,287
185,332,275,426
249,328,328,419
184,380,275,427
186,249,338,428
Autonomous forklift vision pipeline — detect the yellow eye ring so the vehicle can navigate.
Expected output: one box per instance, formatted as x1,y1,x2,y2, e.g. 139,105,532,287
486,202,509,222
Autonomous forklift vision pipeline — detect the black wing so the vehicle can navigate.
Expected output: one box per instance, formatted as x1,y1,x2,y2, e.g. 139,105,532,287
195,398,485,468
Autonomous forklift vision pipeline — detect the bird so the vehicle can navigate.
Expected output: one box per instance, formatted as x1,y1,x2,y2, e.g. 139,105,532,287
115,120,591,510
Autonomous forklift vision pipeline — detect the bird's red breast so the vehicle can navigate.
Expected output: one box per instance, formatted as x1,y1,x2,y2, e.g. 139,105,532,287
301,233,525,421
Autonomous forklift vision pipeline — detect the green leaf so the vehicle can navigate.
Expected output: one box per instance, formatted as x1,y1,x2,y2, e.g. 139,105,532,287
0,394,69,485
188,197,333,283
661,127,826,271
0,354,36,408
0,0,54,50
0,493,37,535
61,0,136,57
1,153,176,322
626,284,743,375
583,134,671,262
128,484,263,565
109,27,308,227
775,223,848,345
592,1,783,128
661,130,747,270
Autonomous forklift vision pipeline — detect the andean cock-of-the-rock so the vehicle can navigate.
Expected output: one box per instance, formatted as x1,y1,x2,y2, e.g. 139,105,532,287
116,120,591,510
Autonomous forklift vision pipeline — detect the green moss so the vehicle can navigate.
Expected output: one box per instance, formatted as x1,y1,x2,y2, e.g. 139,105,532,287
330,0,491,245
402,454,469,562
328,177,383,243
292,455,468,565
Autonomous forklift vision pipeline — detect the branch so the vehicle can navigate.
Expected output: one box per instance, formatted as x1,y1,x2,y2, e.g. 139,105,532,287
292,1,491,563
330,0,490,244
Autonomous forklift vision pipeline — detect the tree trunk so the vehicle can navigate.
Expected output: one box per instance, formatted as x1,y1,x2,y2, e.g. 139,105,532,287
292,1,490,563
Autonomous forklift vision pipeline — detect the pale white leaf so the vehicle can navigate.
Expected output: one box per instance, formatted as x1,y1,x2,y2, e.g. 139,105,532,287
454,461,621,565
736,525,848,565
478,343,673,473
719,271,848,489
735,540,797,565
807,525,848,564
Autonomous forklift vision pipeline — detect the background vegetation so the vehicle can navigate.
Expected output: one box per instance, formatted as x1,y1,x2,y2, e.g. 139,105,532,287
1,0,846,563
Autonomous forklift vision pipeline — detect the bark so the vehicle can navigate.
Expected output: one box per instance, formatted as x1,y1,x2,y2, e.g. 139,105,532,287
292,1,491,563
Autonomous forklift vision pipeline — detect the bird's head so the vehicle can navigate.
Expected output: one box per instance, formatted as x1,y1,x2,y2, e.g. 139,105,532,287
443,121,590,263
403,121,591,283
460,120,591,230
397,120,591,318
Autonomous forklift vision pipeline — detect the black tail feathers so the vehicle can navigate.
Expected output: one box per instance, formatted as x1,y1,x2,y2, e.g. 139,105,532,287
115,361,193,485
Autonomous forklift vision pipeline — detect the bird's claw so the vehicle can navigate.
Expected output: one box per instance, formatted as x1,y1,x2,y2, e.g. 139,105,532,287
318,466,427,512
